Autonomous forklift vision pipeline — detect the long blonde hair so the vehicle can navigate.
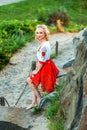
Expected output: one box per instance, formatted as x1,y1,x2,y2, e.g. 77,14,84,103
35,24,50,41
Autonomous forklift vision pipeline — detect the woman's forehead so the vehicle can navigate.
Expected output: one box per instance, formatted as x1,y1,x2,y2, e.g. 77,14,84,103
36,27,44,32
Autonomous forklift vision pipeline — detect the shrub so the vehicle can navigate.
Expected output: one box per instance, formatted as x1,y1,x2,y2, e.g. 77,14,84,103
80,0,87,9
0,51,9,70
37,6,50,23
0,20,41,71
47,8,70,26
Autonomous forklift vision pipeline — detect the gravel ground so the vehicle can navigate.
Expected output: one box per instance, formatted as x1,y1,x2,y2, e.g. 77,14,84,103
0,33,77,130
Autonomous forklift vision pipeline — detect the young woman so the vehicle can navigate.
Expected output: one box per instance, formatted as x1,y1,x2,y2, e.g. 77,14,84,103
27,24,60,109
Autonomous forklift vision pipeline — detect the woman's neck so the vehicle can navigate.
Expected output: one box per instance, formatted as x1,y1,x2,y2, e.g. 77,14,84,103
39,39,47,44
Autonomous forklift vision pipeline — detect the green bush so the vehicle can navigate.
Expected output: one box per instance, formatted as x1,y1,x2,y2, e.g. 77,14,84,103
48,118,64,130
47,8,70,26
64,22,85,32
0,51,10,70
0,20,41,70
0,20,39,38
37,6,50,23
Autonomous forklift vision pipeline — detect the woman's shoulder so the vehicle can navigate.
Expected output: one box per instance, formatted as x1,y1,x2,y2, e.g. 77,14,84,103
42,41,50,47
45,41,49,44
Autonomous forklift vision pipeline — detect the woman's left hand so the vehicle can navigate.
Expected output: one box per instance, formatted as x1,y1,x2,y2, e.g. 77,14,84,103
32,70,38,75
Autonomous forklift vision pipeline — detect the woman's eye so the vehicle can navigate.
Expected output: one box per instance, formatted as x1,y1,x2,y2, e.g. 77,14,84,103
40,32,43,34
36,32,43,34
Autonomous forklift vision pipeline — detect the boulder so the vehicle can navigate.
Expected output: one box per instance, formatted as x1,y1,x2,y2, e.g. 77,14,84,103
0,106,32,129
60,28,87,130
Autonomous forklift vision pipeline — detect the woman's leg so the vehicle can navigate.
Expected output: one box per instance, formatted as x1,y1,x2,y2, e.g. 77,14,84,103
27,77,41,109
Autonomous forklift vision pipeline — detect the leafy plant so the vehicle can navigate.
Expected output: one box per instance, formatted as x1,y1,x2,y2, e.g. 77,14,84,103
37,6,50,23
50,53,56,59
45,83,65,130
31,106,42,114
0,51,9,70
48,117,64,130
47,8,70,26
0,20,40,70
64,22,85,32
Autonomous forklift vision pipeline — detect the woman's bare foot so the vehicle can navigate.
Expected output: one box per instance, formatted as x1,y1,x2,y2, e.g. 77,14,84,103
26,103,37,110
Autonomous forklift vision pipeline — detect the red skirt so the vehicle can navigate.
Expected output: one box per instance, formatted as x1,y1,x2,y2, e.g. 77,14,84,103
29,59,60,93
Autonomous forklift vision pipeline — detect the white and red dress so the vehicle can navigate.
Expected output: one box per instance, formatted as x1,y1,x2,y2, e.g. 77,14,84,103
29,41,60,92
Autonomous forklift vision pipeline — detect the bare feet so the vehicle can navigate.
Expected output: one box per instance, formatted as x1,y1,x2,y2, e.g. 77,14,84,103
26,103,37,110
26,97,42,110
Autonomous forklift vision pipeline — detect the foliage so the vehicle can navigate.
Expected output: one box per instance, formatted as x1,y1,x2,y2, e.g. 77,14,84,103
31,106,42,114
50,53,56,59
79,0,87,9
0,20,40,70
0,51,10,70
0,0,87,25
45,82,65,130
0,20,38,37
47,8,70,26
64,22,85,32
48,25,57,33
37,7,50,23
48,118,64,130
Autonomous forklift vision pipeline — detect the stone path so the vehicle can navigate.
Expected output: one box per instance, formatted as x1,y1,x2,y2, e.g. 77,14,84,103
0,33,77,130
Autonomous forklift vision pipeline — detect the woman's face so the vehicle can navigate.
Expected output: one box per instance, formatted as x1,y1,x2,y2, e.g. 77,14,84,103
35,27,46,41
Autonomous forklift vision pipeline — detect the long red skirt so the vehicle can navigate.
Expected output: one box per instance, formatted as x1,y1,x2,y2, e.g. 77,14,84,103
29,59,60,93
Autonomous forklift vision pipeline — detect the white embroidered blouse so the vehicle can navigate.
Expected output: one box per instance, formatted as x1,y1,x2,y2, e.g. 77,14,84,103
37,41,51,63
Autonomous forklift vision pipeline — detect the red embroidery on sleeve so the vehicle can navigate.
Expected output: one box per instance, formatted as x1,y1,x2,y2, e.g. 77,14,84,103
42,52,45,56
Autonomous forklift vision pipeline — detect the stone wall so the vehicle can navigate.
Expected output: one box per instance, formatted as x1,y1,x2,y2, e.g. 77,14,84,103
60,28,87,130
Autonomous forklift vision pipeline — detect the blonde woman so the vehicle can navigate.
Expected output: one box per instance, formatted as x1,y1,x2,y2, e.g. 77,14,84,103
27,24,60,109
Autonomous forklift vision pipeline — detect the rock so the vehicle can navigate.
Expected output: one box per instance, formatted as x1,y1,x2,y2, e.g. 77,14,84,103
0,106,32,129
38,92,57,109
56,70,67,78
62,57,75,68
60,28,87,130
0,121,27,130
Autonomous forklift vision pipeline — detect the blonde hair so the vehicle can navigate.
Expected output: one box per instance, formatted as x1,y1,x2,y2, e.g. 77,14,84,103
35,24,50,41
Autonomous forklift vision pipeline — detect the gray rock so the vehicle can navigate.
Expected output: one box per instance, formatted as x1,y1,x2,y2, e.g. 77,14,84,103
60,28,87,130
62,57,75,68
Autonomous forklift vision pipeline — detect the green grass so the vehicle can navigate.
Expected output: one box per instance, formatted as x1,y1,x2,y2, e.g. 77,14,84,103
45,83,65,130
0,0,60,21
0,0,87,25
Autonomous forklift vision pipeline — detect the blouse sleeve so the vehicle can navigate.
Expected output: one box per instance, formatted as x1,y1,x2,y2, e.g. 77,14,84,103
39,47,47,64
37,42,50,63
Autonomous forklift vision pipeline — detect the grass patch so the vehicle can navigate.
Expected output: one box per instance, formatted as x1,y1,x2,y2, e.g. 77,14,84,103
0,0,87,25
50,53,56,59
45,82,65,130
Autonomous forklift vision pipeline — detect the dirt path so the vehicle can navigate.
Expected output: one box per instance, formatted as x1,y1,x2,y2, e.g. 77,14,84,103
0,33,77,130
